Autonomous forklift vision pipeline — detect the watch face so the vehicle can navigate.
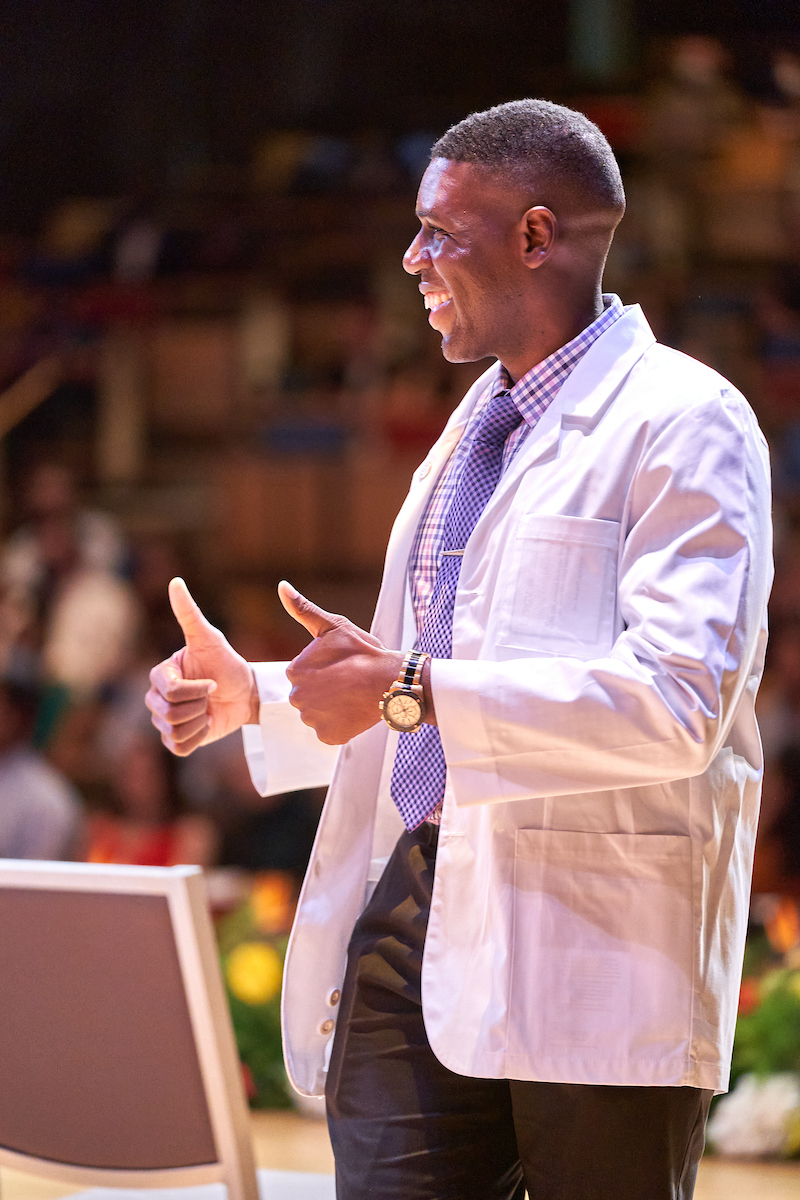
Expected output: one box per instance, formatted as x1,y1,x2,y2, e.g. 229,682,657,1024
385,691,422,730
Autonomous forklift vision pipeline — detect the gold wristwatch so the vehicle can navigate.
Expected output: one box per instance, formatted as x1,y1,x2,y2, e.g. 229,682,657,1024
379,650,429,733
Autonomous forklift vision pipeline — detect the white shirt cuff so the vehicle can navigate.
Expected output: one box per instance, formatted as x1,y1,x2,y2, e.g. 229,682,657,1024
242,661,339,797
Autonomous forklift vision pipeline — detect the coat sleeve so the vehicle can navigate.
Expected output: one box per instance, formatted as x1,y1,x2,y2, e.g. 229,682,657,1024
433,389,773,807
242,660,339,797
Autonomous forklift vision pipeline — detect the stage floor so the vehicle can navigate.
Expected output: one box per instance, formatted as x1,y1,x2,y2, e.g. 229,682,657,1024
1,1109,798,1199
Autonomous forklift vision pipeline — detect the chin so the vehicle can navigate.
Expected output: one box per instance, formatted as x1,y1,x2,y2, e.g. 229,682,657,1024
440,337,486,365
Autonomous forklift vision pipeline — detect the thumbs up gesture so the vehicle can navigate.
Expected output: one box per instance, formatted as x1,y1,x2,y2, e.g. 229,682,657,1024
278,581,404,745
146,578,258,756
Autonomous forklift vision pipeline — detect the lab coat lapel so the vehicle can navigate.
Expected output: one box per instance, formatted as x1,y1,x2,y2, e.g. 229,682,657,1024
370,363,497,648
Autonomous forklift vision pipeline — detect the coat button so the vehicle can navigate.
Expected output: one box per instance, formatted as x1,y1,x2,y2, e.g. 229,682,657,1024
320,1018,335,1035
328,989,341,1006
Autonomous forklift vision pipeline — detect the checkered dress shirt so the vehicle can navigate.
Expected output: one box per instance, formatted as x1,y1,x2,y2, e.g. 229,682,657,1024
404,293,624,823
408,294,625,632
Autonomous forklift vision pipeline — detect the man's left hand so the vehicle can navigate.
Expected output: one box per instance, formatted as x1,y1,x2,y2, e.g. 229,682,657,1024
279,580,403,745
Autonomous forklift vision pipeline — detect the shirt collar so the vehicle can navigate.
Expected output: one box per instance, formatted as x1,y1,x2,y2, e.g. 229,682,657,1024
493,293,625,425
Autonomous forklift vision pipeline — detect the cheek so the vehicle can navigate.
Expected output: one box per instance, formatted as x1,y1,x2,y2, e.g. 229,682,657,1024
444,251,501,306
453,278,497,330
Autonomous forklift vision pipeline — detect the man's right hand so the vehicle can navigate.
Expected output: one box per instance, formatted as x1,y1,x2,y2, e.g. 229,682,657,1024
145,577,259,757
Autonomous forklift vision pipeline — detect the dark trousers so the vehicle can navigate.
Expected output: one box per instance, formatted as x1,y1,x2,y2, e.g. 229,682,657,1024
326,822,712,1200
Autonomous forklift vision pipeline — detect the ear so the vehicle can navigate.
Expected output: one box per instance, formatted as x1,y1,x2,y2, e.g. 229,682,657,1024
520,206,558,270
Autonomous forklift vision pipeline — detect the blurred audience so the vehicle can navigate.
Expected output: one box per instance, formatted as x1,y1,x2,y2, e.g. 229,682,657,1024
639,36,747,270
0,461,139,696
771,744,800,885
86,727,216,868
0,676,82,859
754,617,800,893
642,36,747,194
181,733,321,880
129,534,194,662
5,32,800,895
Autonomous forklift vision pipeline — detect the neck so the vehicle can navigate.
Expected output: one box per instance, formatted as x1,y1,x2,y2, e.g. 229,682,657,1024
501,287,605,385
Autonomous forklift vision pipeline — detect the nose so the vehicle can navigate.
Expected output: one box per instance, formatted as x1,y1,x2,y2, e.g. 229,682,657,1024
403,230,427,276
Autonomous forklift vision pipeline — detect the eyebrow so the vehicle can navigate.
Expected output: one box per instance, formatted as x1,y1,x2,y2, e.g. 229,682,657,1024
416,208,462,228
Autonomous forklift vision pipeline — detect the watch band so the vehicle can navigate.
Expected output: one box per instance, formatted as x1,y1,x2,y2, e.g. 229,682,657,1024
395,649,428,692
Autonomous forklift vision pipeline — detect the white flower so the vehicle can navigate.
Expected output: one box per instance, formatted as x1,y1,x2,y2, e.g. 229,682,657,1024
707,1073,800,1158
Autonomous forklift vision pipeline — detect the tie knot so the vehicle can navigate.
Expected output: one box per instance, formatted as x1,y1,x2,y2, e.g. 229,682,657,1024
474,390,524,447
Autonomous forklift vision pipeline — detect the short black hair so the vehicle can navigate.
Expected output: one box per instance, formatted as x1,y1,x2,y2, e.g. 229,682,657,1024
431,99,625,214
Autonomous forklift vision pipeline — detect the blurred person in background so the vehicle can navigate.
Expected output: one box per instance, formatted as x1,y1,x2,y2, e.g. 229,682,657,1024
639,36,748,271
85,725,216,867
753,614,800,892
129,533,207,664
180,732,321,879
642,35,746,181
0,461,139,696
0,675,82,859
753,741,800,894
770,743,800,886
756,615,800,766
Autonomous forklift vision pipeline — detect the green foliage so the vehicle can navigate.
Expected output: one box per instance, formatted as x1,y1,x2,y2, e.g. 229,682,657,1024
216,891,292,1109
225,985,292,1109
741,929,780,980
732,971,800,1087
216,901,259,956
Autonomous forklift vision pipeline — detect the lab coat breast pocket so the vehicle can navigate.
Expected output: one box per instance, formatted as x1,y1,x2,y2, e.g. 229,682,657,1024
496,514,620,659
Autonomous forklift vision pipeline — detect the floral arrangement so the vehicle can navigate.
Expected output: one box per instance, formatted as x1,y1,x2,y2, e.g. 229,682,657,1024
708,1072,800,1158
707,897,800,1159
215,871,296,1109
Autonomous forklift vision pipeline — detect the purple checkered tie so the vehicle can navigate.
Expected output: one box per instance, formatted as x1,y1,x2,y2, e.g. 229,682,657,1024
390,389,524,829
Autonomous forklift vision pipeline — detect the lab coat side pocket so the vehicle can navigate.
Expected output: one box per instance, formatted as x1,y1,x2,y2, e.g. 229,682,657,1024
508,828,694,1081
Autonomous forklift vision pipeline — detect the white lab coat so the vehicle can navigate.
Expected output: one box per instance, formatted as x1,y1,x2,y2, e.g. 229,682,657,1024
244,304,773,1097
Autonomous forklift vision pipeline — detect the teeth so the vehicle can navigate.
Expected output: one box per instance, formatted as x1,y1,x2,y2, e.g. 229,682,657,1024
423,291,452,310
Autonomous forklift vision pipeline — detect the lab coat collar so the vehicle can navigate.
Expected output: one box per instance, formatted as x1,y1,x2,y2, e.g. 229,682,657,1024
477,304,656,516
557,303,655,425
371,305,656,648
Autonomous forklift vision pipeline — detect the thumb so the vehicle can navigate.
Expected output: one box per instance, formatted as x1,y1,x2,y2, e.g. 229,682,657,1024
278,580,341,638
168,577,220,645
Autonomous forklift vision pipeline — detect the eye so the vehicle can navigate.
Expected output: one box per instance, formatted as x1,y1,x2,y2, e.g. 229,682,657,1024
430,226,448,241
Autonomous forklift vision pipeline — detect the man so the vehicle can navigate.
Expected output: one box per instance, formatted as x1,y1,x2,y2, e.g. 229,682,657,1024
147,100,772,1199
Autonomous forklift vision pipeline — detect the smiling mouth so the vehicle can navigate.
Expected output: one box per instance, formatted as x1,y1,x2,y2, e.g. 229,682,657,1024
423,290,452,313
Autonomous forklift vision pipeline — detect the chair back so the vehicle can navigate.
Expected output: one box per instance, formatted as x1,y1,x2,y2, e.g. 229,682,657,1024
0,860,258,1200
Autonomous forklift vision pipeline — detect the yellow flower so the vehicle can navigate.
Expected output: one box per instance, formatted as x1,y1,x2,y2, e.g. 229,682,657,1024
226,942,283,1006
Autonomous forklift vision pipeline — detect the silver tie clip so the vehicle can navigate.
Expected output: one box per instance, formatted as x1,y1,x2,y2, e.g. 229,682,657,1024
441,549,465,557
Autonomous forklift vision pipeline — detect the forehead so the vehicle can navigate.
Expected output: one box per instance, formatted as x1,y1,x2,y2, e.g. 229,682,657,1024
416,157,513,223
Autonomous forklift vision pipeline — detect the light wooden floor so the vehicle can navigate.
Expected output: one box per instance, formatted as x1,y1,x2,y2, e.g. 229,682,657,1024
1,1109,798,1199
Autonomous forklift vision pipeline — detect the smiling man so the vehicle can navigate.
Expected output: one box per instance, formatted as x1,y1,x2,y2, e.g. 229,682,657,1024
147,100,772,1200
